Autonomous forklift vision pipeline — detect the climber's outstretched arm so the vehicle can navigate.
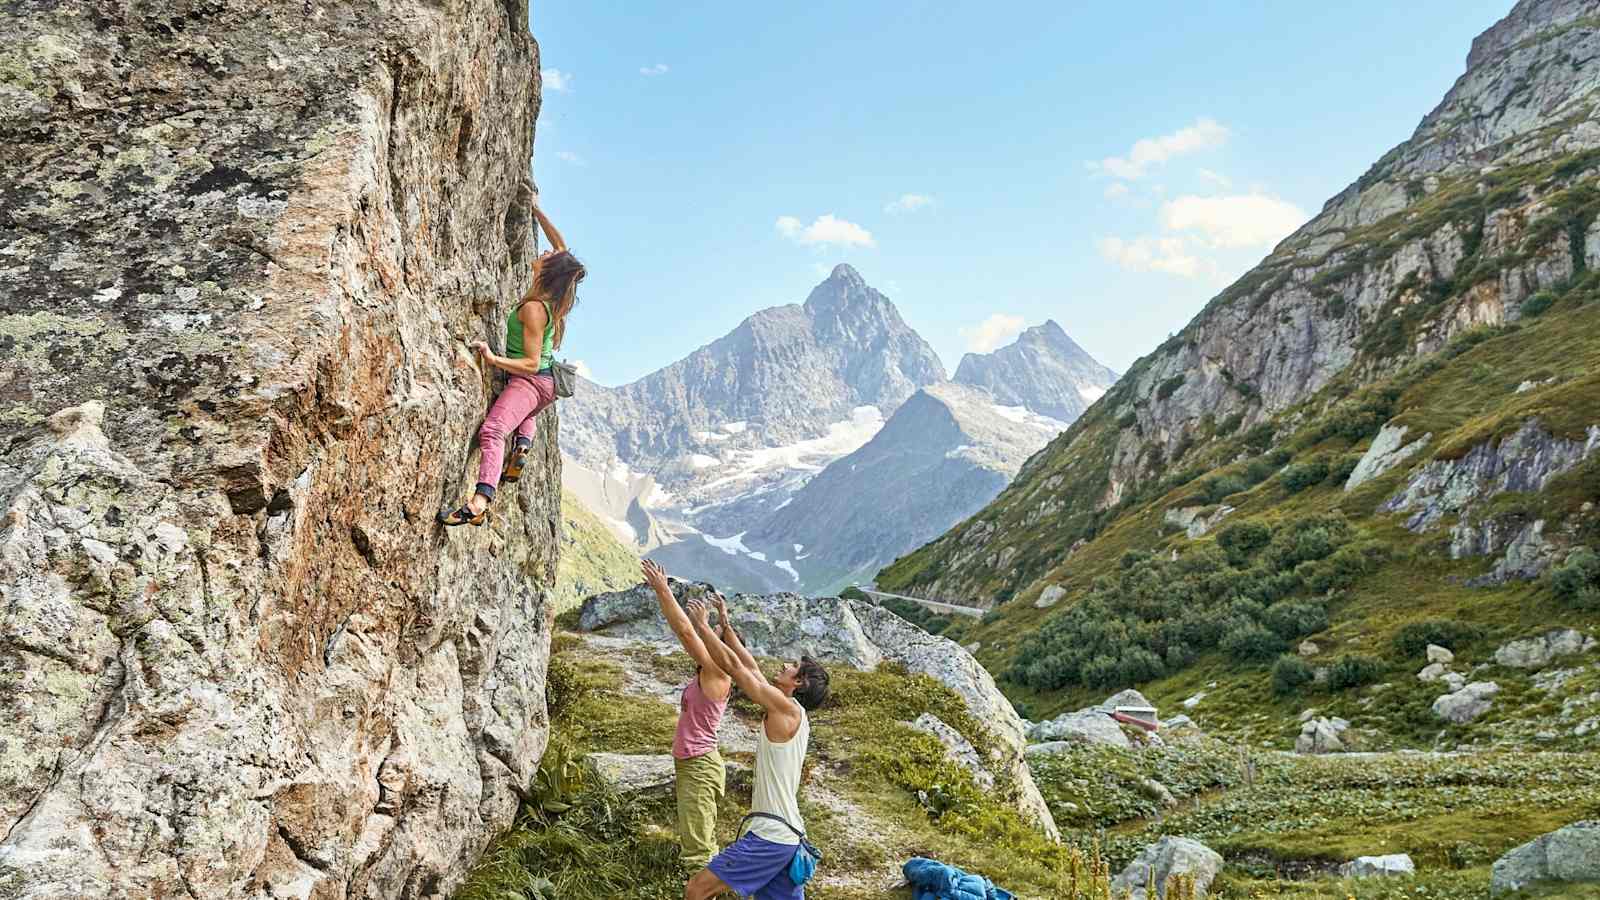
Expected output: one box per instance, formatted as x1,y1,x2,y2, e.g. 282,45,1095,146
533,206,566,252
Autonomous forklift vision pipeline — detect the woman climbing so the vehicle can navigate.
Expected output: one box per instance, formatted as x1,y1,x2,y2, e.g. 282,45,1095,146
641,559,733,870
439,206,584,526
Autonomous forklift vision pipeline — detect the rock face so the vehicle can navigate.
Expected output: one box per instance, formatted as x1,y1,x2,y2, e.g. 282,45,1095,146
1491,820,1600,895
910,713,995,790
1340,854,1416,878
1,5,555,898
1494,628,1596,669
1383,422,1600,532
1344,425,1430,492
749,382,1065,594
1026,712,1132,751
951,320,1119,423
575,581,1059,840
876,1,1600,607
1110,836,1224,900
1432,681,1501,723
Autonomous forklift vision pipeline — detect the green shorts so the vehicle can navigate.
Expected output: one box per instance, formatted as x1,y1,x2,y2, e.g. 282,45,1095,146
675,749,726,867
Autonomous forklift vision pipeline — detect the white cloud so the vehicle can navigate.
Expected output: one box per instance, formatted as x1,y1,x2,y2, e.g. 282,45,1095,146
885,193,934,214
541,68,572,92
1092,118,1228,180
572,359,593,379
639,63,670,77
1159,193,1307,248
1103,182,1130,200
555,150,585,166
775,214,875,248
960,313,1027,353
1096,236,1212,280
1198,168,1232,188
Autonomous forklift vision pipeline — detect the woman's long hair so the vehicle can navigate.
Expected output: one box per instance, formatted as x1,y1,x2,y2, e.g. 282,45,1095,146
526,250,585,348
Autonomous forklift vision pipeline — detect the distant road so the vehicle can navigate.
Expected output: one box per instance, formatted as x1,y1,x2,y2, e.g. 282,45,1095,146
859,589,985,619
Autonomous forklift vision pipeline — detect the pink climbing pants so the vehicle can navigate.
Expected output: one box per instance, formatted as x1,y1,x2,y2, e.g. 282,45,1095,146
475,373,556,496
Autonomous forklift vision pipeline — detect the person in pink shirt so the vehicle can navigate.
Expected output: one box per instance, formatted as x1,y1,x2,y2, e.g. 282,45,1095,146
642,560,732,868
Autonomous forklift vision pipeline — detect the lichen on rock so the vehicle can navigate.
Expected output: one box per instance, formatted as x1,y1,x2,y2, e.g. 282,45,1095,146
1,2,556,897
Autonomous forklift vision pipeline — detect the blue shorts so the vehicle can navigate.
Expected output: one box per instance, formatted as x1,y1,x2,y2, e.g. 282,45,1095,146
707,832,803,900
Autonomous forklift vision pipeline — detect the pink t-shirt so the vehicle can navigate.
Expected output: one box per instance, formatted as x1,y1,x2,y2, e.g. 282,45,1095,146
672,674,728,760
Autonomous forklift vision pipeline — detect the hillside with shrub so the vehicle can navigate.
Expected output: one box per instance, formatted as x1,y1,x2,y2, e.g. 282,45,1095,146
876,0,1600,740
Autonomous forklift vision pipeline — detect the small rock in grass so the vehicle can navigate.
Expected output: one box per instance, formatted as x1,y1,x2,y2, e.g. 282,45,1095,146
1340,854,1415,878
1494,629,1594,670
1298,641,1320,657
1427,644,1455,664
1418,662,1448,682
1182,692,1205,709
1491,820,1600,895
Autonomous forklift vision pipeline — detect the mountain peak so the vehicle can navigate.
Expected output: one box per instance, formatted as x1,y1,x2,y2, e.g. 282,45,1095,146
828,263,864,284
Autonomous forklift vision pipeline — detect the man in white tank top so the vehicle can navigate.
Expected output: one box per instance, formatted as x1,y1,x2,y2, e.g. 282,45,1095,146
682,593,830,900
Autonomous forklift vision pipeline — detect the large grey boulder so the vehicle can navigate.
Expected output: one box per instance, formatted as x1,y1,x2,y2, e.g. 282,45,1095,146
577,582,1059,840
1432,681,1500,723
588,753,747,796
1340,854,1416,878
1491,820,1600,895
1494,628,1596,669
1110,836,1224,899
1027,711,1133,750
1296,717,1351,754
1,3,552,897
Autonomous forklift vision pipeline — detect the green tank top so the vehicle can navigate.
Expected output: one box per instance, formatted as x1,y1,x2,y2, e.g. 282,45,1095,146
506,299,557,370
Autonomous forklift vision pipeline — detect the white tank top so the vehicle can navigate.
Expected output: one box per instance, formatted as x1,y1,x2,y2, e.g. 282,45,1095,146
743,700,808,846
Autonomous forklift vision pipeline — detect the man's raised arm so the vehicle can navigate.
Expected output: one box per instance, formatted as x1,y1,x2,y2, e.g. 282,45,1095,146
713,592,758,671
688,600,793,715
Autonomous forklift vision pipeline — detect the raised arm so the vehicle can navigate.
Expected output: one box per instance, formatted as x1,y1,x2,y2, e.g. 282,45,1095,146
689,601,796,722
641,561,725,677
713,592,757,671
532,206,566,252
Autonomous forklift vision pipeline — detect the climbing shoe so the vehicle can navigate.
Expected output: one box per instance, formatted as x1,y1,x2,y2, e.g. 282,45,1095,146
503,437,534,482
437,504,489,527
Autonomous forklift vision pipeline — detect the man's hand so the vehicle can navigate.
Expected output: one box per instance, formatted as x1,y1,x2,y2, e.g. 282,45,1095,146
641,559,671,596
686,597,712,627
471,340,493,361
713,592,731,631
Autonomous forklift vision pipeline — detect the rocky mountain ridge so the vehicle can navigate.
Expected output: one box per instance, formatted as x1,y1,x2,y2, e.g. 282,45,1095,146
953,320,1119,423
882,0,1600,606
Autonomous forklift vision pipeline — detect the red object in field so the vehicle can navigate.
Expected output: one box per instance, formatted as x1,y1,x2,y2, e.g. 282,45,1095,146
1111,707,1160,731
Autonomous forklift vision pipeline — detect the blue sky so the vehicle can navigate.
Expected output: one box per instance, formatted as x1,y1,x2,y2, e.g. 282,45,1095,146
529,1,1512,386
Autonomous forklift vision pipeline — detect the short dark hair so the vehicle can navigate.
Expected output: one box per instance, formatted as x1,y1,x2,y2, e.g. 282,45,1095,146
794,655,830,711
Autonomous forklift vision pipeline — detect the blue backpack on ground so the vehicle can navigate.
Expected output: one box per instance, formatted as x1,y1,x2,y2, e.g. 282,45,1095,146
742,813,822,886
903,856,1014,900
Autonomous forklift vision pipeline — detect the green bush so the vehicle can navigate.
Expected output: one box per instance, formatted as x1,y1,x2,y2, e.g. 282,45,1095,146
1263,601,1328,641
1520,290,1557,318
1117,411,1138,430
1199,475,1249,504
1157,374,1187,400
1220,622,1287,664
1280,458,1332,493
1330,453,1362,486
1216,412,1245,437
1217,521,1272,565
1241,423,1276,452
1327,654,1384,691
1548,547,1600,611
1271,655,1316,695
1391,619,1484,659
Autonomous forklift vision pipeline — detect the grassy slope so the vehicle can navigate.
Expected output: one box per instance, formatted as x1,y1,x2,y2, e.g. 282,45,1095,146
876,169,1600,742
553,488,641,612
457,635,1599,900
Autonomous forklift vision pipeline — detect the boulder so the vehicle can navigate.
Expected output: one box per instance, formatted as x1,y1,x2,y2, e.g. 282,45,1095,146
1432,681,1500,723
1110,836,1224,899
1442,672,1468,692
1036,584,1067,608
1162,714,1201,733
1340,854,1416,878
1299,641,1321,657
911,713,995,789
1099,689,1155,712
1494,629,1595,669
1182,692,1206,709
577,582,1060,839
1427,644,1456,664
589,753,746,796
0,4,552,895
1345,424,1430,491
1295,717,1350,754
1027,711,1132,750
1491,821,1600,895
1418,662,1449,682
